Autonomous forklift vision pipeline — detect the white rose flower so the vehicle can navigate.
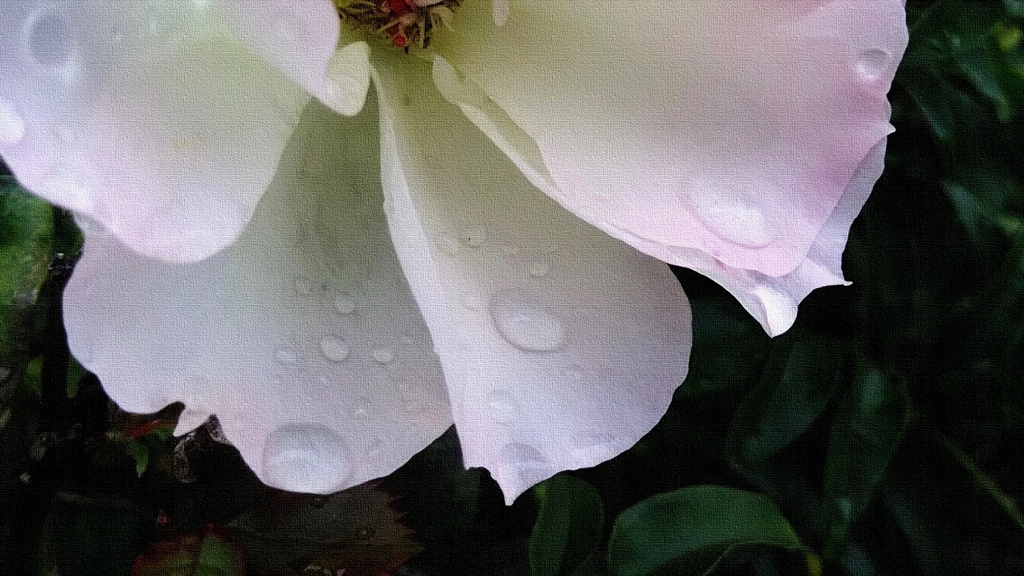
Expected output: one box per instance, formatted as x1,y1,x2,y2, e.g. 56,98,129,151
0,0,906,503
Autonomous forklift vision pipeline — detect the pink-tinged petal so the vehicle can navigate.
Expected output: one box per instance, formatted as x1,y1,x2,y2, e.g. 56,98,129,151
372,54,691,504
215,0,372,116
665,139,889,336
63,98,452,494
433,0,907,278
0,0,309,263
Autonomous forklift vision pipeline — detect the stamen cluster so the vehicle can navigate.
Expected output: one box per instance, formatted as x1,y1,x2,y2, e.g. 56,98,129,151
336,0,461,51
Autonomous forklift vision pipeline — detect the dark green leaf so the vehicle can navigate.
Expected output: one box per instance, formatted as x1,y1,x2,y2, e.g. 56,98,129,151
822,363,910,556
727,337,847,464
0,177,53,363
608,485,802,576
530,475,604,576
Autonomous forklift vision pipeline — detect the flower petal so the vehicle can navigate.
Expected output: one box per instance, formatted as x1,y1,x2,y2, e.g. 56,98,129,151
675,139,889,336
63,98,452,494
372,54,691,504
433,0,907,278
0,0,309,262
214,0,373,117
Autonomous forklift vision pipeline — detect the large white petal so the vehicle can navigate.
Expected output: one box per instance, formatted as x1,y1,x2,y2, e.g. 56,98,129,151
215,0,373,117
372,54,691,504
432,0,907,278
63,97,452,494
0,0,309,262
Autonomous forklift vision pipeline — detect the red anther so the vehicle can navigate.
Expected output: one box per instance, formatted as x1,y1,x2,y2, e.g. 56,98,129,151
392,32,408,48
385,0,413,15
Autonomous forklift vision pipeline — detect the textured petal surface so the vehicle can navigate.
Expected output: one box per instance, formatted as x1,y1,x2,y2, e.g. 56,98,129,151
433,0,907,278
0,0,308,262
373,54,691,504
63,98,452,494
216,0,373,116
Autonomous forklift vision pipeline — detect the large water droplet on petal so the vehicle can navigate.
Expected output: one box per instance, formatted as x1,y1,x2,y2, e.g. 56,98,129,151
319,336,350,362
262,425,350,493
486,390,521,424
855,48,891,83
0,99,26,146
25,8,74,67
490,292,566,352
691,194,775,248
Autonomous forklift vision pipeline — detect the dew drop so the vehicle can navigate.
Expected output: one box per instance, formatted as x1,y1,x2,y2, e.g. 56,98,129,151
691,195,774,248
333,294,356,315
855,48,891,82
319,336,350,362
486,390,522,424
528,262,550,278
571,432,618,462
501,442,545,464
463,226,487,247
262,425,350,493
275,349,298,364
399,333,415,345
372,347,394,364
25,8,74,67
0,100,26,146
490,293,566,352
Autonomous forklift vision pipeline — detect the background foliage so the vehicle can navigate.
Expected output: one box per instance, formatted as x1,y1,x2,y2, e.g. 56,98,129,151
2,0,1023,574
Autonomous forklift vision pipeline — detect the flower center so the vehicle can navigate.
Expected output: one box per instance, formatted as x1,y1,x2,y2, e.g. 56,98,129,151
334,0,461,51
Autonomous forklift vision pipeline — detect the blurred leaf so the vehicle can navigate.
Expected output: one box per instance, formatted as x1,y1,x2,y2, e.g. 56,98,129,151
229,484,420,576
0,177,53,363
727,336,847,464
133,530,244,576
607,485,803,576
529,475,604,576
822,363,910,557
679,271,770,395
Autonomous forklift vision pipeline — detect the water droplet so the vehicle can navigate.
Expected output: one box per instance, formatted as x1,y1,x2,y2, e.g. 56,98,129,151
490,294,566,352
275,349,298,364
372,347,394,364
399,333,415,345
319,336,350,362
352,399,369,418
0,100,26,146
333,294,356,315
571,432,618,462
403,400,424,415
463,226,487,247
486,390,522,424
855,48,891,82
439,236,460,255
528,262,550,278
501,443,546,464
25,8,74,67
691,195,774,248
262,425,350,493
294,277,313,295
